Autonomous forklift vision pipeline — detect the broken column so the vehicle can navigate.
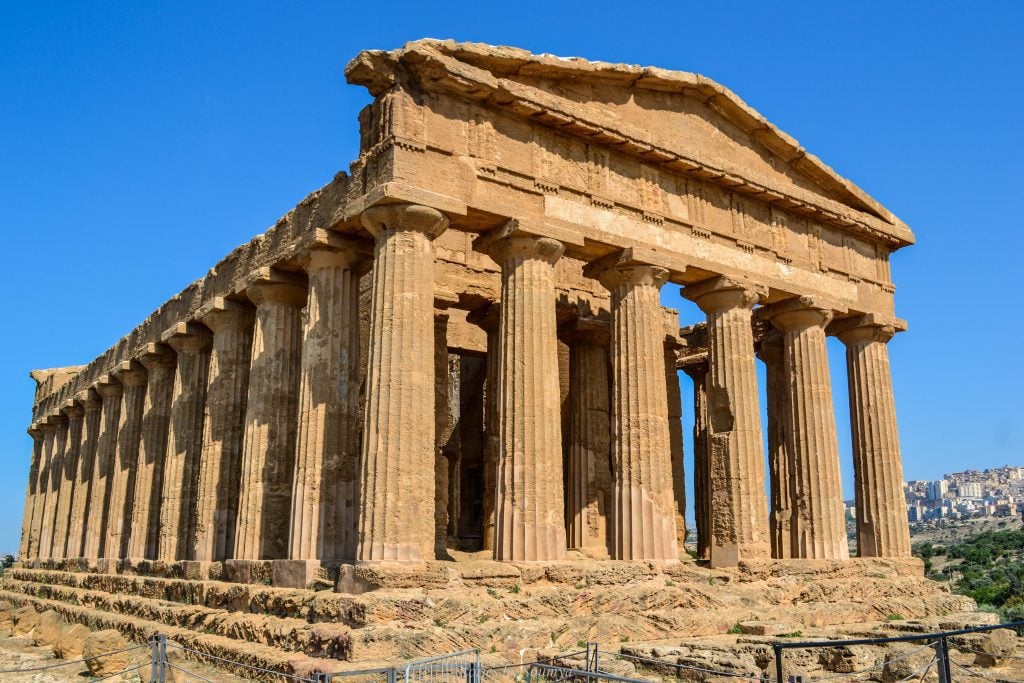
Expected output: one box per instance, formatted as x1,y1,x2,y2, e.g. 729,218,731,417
683,276,771,567
488,231,567,562
103,361,147,561
757,331,794,560
285,243,365,583
356,203,448,563
595,261,678,561
232,272,306,565
764,296,849,560
563,318,612,558
84,376,123,562
159,323,213,562
67,390,101,561
193,299,254,563
126,344,176,562
836,315,912,558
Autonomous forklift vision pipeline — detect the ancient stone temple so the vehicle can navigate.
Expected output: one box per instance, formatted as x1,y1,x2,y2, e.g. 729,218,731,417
18,40,914,588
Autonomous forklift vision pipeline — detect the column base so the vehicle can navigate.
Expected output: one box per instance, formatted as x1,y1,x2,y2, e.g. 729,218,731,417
271,560,332,589
224,559,274,585
181,561,224,581
92,558,123,574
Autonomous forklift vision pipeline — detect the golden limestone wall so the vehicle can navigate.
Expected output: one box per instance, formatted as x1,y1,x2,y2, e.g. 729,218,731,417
21,41,912,583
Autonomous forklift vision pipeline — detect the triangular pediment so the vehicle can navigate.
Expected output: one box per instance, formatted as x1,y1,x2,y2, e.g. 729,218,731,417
346,40,913,247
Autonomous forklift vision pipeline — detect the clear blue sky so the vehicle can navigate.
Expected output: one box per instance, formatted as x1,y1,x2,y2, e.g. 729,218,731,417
2,2,1021,553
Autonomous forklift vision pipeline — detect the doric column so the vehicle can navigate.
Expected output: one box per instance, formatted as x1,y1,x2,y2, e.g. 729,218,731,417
665,337,688,554
681,362,710,561
289,246,366,564
488,231,567,562
159,323,213,562
28,420,58,559
764,297,848,560
84,376,123,560
757,331,793,560
356,203,448,563
836,315,912,558
563,319,612,557
594,261,678,561
683,276,771,567
67,390,102,559
468,304,501,553
40,414,69,559
193,299,254,563
104,361,147,560
234,275,306,561
52,403,85,560
127,344,176,561
19,425,43,560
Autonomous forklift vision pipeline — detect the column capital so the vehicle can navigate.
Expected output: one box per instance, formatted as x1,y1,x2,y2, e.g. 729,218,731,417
360,203,449,240
584,250,669,291
680,360,709,382
832,313,906,346
246,280,307,309
466,302,500,332
39,418,59,435
75,388,102,413
755,329,785,365
487,233,564,268
762,296,846,333
197,297,255,333
113,359,148,387
138,342,177,372
162,322,213,354
300,246,371,275
94,375,124,399
682,275,767,314
27,424,43,441
559,315,610,347
61,399,85,420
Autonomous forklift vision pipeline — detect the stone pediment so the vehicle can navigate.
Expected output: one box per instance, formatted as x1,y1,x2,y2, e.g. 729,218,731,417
346,39,913,248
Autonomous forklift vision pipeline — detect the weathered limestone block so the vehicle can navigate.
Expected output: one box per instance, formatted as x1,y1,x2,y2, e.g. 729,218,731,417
160,323,213,562
564,322,612,557
104,361,147,560
127,344,176,561
19,426,43,560
289,247,365,564
765,297,849,560
757,331,794,560
32,609,63,646
84,377,123,560
83,628,134,676
12,605,38,635
54,623,91,660
39,415,68,559
684,276,771,567
67,390,102,559
356,203,448,563
51,403,84,560
488,231,567,562
597,261,677,561
836,315,912,559
193,299,254,563
682,362,710,561
235,277,306,561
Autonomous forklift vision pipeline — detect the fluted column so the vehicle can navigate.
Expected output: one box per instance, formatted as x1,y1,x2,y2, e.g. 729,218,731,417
489,232,567,562
52,403,85,560
289,247,365,563
563,321,612,557
40,415,69,560
468,305,501,553
104,361,147,560
683,276,770,567
665,340,688,553
67,391,101,559
596,263,678,561
84,377,123,560
28,421,58,559
757,331,794,560
19,425,43,560
193,299,254,562
681,362,710,561
765,297,848,560
158,324,213,562
127,345,176,561
356,203,448,563
234,277,306,561
836,316,911,558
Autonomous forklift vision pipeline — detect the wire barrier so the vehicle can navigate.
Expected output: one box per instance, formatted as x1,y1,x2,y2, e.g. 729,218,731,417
0,642,149,673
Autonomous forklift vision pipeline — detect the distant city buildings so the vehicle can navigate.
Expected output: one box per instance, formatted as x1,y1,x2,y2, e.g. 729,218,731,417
904,465,1024,525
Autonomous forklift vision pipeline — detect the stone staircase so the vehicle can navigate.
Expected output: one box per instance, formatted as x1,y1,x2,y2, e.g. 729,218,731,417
0,558,979,679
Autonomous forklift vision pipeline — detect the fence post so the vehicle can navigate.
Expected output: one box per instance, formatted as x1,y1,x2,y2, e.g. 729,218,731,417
149,634,159,683
587,642,599,672
157,633,167,683
386,667,397,683
773,643,783,683
935,637,951,683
